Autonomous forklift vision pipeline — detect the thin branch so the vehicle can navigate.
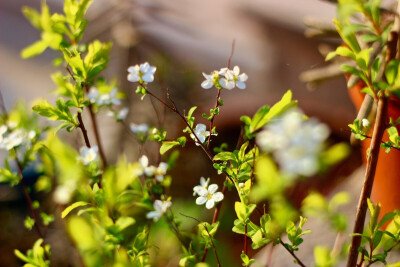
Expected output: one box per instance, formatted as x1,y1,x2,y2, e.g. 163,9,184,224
346,93,389,267
180,213,221,267
86,103,108,169
279,240,306,267
77,112,91,148
244,224,248,256
207,40,235,148
145,88,214,161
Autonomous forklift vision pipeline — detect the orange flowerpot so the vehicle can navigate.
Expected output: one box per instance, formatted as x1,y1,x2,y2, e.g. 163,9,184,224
348,81,400,221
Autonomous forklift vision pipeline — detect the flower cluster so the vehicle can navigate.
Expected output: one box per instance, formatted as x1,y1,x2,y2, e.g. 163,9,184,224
193,177,224,209
201,66,248,90
127,62,156,84
0,124,36,151
88,87,128,121
256,108,330,177
138,155,168,182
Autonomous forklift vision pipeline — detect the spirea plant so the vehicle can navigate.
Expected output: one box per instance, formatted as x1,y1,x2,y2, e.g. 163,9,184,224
3,0,400,266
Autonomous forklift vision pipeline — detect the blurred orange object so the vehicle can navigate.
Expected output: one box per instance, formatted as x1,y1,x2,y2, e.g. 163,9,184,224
348,80,400,221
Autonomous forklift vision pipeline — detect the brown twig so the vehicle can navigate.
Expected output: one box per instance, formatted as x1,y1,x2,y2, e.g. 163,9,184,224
346,93,389,267
145,88,214,161
86,103,108,169
77,112,91,148
279,240,306,267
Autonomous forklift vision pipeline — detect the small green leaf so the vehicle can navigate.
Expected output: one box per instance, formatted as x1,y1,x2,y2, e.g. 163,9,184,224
21,40,48,59
335,46,355,59
61,201,89,218
22,6,42,29
385,60,400,85
160,141,180,155
214,151,235,161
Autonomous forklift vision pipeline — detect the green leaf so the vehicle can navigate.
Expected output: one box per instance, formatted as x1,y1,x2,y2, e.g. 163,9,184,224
61,201,89,218
371,57,381,82
0,167,20,186
325,51,337,61
333,19,361,53
115,216,135,231
235,202,256,222
213,151,235,161
64,51,86,79
240,115,251,125
67,216,96,249
335,46,355,60
187,106,197,118
42,31,63,50
385,60,400,85
21,40,48,59
22,6,42,29
40,213,55,226
160,141,180,155
356,48,373,70
24,216,35,231
361,34,381,43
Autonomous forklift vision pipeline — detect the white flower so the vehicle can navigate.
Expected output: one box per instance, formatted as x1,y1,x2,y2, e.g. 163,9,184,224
53,185,73,204
130,123,149,134
88,87,121,106
146,200,172,221
196,184,224,209
78,146,99,165
201,71,220,89
117,107,129,120
137,155,168,181
219,66,248,90
127,62,156,83
193,177,210,196
362,118,370,128
145,162,168,182
232,66,248,89
190,123,210,146
219,69,235,90
256,109,329,177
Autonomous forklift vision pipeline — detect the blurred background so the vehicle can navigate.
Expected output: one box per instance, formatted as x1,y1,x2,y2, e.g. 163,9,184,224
0,0,365,266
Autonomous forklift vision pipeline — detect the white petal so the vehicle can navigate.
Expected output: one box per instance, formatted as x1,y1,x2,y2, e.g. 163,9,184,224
201,80,213,89
212,192,224,202
238,73,248,82
148,66,157,74
139,155,148,168
196,196,207,205
198,188,209,197
140,62,150,72
156,175,164,182
127,66,138,73
142,73,154,83
200,177,209,186
158,162,168,174
205,199,215,209
196,123,207,132
208,184,218,194
225,70,234,80
153,200,163,211
233,66,240,75
127,73,140,82
236,81,246,89
219,67,228,75
146,211,161,221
